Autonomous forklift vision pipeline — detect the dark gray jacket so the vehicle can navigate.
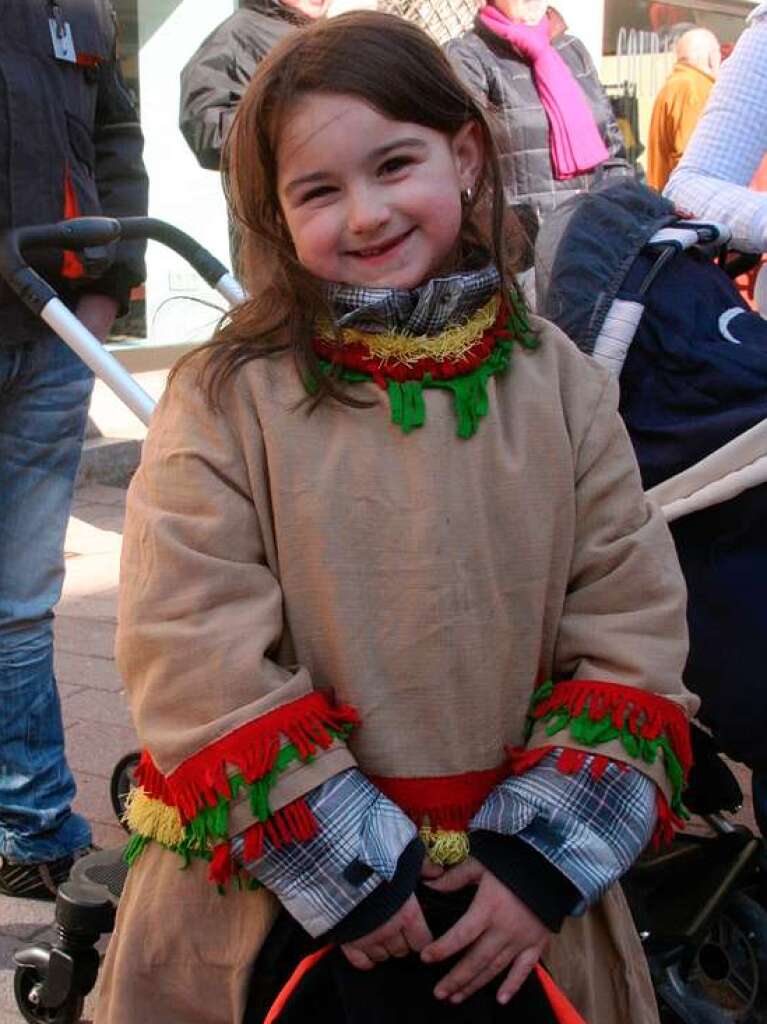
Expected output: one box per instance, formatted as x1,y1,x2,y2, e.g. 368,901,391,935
179,0,308,171
0,0,148,344
445,13,632,224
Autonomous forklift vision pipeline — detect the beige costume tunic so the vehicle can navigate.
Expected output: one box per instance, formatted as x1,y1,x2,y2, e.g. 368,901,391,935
96,314,695,1024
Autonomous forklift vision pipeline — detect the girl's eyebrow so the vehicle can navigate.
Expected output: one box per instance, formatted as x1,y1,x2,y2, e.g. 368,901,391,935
283,137,427,196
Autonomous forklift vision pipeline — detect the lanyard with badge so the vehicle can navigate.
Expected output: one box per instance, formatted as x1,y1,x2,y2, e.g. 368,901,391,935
48,1,77,63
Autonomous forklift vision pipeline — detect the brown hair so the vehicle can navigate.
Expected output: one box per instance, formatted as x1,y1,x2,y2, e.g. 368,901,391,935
182,10,527,406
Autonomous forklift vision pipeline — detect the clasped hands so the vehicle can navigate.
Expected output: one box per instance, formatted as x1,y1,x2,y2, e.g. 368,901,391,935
341,856,549,1006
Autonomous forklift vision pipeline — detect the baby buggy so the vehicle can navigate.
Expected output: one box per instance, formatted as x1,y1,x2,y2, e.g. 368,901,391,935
3,206,767,1024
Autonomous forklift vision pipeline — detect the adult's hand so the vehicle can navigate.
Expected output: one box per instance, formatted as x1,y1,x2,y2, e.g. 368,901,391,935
75,293,119,343
420,856,549,1006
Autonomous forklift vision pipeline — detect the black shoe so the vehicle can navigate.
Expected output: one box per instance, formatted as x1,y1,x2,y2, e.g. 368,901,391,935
0,846,96,901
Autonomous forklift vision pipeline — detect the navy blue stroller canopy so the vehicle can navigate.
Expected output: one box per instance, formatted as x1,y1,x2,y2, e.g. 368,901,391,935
536,182,767,769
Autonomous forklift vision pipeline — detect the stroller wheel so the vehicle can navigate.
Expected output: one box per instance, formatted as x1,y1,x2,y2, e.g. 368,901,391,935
13,965,84,1024
685,893,767,1022
109,751,140,830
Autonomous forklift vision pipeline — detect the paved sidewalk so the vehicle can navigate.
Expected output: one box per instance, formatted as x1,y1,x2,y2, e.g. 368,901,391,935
0,481,760,1023
0,484,134,1024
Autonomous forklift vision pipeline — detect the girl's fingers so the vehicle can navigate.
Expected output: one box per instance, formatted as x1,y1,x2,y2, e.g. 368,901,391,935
425,858,482,893
400,900,434,953
341,944,375,971
421,903,485,963
433,933,512,1002
383,930,411,959
363,943,391,963
497,947,542,1005
420,856,444,880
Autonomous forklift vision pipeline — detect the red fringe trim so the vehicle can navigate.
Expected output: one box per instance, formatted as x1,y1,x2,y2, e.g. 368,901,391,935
509,744,682,849
135,691,359,823
508,744,629,781
654,789,685,850
209,798,318,886
531,680,692,777
313,306,512,388
370,763,511,831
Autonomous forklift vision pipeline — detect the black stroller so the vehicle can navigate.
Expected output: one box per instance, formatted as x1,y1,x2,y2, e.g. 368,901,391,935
4,207,767,1024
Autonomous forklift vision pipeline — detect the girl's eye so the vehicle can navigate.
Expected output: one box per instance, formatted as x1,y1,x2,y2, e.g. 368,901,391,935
378,156,412,176
300,185,337,204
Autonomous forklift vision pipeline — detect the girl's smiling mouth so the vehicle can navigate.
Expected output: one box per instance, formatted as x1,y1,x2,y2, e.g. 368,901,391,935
348,227,415,260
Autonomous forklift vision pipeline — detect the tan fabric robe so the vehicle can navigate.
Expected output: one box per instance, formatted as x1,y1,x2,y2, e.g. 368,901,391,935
96,314,695,1024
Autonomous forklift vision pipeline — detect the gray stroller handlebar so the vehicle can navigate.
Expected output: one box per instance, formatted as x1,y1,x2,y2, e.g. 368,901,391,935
0,217,245,427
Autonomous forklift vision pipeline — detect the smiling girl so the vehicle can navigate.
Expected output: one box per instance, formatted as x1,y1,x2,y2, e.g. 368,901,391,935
96,13,695,1024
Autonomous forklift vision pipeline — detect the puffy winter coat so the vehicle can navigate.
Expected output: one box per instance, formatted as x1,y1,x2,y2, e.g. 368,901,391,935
0,0,148,344
179,0,310,171
445,10,633,224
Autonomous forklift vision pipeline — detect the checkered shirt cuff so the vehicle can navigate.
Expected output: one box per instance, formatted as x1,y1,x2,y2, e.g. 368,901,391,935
232,769,417,937
470,749,656,911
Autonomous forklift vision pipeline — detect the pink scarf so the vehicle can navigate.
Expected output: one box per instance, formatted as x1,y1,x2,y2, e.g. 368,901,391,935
479,6,609,180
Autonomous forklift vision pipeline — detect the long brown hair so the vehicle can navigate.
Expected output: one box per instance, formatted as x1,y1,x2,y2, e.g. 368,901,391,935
182,11,527,406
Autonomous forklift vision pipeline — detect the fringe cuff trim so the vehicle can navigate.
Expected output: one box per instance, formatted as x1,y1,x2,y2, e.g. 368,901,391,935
513,678,693,846
135,691,359,823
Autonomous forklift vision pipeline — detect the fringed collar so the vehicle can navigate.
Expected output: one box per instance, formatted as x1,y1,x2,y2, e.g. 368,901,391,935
311,288,538,438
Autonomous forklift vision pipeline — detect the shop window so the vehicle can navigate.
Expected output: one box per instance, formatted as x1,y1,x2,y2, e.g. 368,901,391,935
604,1,754,54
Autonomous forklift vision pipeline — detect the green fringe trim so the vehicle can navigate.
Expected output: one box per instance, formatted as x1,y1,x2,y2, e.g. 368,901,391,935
124,723,354,879
311,289,537,438
525,681,689,817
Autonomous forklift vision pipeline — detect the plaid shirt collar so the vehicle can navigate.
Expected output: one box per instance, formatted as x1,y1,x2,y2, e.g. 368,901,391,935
323,263,501,337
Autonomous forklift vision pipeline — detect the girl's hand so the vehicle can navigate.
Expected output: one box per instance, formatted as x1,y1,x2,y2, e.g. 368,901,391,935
420,857,550,1005
341,893,433,970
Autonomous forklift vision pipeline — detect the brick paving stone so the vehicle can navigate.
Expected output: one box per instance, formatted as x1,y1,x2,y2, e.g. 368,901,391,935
71,483,130,509
65,722,138,779
59,554,120,599
62,688,132,731
55,651,123,693
54,616,116,661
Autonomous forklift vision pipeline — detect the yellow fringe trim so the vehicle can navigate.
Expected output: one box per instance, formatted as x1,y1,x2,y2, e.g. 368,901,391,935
419,826,471,867
124,787,185,847
318,296,501,367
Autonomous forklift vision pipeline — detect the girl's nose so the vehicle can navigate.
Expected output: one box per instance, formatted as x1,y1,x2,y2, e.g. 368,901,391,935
347,187,390,235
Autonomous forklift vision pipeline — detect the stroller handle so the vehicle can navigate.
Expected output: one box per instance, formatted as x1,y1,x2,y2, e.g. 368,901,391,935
0,216,235,315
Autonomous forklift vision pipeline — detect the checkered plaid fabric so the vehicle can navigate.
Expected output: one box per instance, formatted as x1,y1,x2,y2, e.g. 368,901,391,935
324,264,501,336
665,10,767,253
233,769,417,937
471,752,656,910
235,750,655,935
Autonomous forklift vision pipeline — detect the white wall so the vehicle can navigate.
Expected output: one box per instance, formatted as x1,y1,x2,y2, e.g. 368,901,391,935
554,1,605,64
138,0,234,345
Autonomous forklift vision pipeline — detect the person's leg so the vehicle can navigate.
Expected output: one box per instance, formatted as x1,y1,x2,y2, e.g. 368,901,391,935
0,332,94,874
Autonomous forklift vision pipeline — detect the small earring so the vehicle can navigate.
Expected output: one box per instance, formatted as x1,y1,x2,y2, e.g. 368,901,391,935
461,185,474,206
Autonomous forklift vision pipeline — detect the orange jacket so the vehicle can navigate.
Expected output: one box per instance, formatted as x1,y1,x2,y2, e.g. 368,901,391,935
647,62,715,191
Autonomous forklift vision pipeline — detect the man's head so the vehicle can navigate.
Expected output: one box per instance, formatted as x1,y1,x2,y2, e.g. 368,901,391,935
675,28,721,77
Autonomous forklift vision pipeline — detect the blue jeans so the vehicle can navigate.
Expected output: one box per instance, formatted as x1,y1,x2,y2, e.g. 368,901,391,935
0,332,94,862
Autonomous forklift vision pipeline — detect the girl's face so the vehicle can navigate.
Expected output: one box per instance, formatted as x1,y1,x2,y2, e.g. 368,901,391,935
276,93,483,290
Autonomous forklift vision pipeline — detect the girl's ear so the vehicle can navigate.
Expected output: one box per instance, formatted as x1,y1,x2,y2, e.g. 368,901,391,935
451,120,484,193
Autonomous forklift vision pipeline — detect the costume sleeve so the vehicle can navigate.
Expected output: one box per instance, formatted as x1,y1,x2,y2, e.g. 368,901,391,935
179,17,267,170
233,770,423,938
87,3,148,312
467,370,695,921
665,16,767,252
119,364,360,889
